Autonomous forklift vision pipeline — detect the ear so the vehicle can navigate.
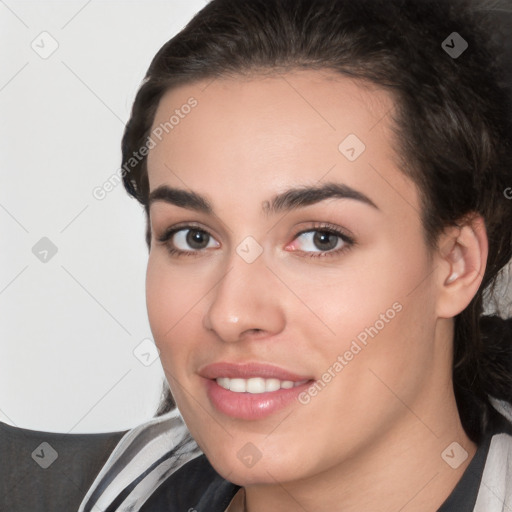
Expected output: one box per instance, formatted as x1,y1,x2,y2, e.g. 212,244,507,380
435,214,488,318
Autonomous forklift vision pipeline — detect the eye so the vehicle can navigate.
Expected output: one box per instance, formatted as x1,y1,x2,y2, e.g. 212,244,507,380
157,226,220,256
285,224,354,257
295,230,344,252
173,228,217,250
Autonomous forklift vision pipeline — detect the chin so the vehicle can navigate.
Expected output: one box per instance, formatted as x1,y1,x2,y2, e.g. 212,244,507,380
210,458,294,487
203,442,307,487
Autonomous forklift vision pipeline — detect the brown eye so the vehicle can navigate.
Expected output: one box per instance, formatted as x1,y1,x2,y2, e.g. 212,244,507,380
293,230,346,253
160,227,220,254
312,231,339,251
185,229,211,249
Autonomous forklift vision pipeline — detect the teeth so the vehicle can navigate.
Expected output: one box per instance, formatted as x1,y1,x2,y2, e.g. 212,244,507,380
229,378,247,393
247,377,265,393
265,378,281,392
215,377,306,394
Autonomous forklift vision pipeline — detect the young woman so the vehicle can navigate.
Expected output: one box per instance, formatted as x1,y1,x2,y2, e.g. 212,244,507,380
79,0,512,510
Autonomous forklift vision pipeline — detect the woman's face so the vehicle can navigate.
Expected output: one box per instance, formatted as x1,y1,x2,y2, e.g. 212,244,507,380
145,70,447,485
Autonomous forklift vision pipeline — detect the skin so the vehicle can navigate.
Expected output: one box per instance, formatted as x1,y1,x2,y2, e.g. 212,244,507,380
145,69,488,512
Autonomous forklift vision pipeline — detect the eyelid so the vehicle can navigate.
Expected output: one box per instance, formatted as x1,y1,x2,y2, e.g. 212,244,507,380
284,222,356,258
293,222,355,243
156,221,216,242
155,222,221,257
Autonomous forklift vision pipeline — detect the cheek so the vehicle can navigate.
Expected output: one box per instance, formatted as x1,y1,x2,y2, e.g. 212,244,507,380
146,252,206,331
293,243,437,385
283,248,422,344
145,254,200,364
327,276,438,418
145,252,221,399
146,255,175,340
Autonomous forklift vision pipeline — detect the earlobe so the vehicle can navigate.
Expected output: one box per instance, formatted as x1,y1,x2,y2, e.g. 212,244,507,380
436,215,488,318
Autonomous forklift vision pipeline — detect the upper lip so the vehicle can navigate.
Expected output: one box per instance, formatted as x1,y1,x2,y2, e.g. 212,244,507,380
199,362,312,381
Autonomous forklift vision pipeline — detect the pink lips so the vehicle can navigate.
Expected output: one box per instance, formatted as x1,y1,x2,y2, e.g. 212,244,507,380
200,362,310,381
199,362,313,420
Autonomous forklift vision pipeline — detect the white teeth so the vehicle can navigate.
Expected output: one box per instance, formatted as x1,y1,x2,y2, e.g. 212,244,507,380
229,378,247,393
217,377,230,390
265,378,281,392
246,377,266,394
216,377,306,394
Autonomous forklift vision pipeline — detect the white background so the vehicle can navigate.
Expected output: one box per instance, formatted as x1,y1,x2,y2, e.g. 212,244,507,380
0,0,207,433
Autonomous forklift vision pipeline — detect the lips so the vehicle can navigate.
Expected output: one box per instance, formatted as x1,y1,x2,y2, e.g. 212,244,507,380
199,361,311,381
199,362,313,420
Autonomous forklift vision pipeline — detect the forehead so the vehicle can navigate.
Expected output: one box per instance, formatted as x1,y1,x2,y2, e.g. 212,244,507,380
146,69,418,217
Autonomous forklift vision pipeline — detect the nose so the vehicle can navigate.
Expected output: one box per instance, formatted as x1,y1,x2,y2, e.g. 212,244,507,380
203,253,286,343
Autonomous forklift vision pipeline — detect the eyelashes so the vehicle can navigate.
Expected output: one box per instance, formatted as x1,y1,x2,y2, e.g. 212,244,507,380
156,222,355,260
286,225,353,256
156,223,216,259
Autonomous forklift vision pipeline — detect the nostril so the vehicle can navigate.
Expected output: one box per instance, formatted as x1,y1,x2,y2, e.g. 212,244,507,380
246,328,265,336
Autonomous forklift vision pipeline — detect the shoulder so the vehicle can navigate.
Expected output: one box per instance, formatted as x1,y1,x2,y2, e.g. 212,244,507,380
78,408,237,512
473,400,512,512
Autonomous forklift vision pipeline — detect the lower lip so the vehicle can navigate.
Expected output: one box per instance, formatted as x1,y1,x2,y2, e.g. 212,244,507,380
204,378,312,420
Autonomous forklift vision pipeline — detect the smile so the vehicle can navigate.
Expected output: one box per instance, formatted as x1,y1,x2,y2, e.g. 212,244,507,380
199,362,313,420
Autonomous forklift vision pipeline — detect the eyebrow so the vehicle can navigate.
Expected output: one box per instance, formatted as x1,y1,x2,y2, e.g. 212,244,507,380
148,182,378,214
149,186,212,213
264,182,378,214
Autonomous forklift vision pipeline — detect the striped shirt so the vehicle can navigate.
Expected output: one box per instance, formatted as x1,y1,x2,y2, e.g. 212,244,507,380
78,400,512,512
